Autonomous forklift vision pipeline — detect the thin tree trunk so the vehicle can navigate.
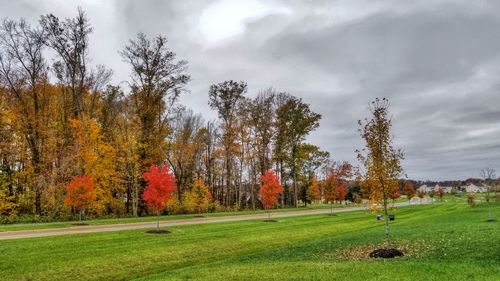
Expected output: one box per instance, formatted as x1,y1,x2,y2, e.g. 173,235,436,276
157,210,161,232
383,197,391,246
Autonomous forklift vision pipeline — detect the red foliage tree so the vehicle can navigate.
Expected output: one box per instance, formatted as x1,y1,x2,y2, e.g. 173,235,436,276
336,186,348,204
437,187,445,202
324,162,352,213
259,170,284,219
143,165,177,231
65,175,96,221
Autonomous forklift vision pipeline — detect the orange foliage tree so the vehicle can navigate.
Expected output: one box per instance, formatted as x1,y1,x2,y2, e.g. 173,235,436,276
143,165,177,231
65,175,96,221
259,170,284,219
306,176,321,203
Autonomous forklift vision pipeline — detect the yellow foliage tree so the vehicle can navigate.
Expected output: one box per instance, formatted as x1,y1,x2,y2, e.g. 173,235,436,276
357,98,404,246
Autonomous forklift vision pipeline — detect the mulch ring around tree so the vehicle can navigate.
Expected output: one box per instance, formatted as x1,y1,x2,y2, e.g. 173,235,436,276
327,240,433,260
71,222,89,226
261,219,278,223
369,248,404,258
145,229,172,234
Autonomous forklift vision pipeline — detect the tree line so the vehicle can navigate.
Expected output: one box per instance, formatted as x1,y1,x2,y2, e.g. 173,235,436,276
0,8,349,220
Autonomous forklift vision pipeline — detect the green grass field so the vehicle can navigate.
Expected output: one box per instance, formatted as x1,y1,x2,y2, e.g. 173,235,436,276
0,201,498,281
0,203,342,232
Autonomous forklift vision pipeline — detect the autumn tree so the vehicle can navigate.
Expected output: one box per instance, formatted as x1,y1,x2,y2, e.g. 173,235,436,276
0,19,49,215
306,176,321,203
65,175,96,222
189,179,211,214
297,143,330,206
259,170,284,219
70,115,124,215
324,162,352,213
168,109,206,196
208,80,246,206
336,186,348,204
250,89,276,175
121,33,189,214
357,98,404,247
436,187,445,202
143,165,177,231
390,190,401,206
403,181,416,205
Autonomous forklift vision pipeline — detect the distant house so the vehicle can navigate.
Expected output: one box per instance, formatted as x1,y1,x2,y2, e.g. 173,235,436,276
418,185,434,193
461,183,489,193
418,184,453,193
434,184,453,193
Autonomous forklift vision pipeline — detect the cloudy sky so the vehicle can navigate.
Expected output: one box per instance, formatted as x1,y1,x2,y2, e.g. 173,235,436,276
2,0,499,180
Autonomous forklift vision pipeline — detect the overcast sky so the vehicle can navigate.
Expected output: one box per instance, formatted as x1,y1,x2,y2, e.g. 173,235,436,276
1,0,499,180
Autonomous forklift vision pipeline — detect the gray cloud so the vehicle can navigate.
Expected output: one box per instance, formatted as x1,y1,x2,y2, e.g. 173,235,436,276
1,0,499,180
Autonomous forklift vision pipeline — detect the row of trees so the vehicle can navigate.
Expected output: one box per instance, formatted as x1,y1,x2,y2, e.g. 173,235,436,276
0,9,336,219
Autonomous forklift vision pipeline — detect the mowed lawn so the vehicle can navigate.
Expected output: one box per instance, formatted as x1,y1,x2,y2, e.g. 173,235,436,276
0,202,498,281
0,203,338,232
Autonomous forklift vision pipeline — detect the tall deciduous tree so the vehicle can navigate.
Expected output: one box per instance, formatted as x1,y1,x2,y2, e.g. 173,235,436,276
357,98,404,246
40,8,93,119
121,33,189,214
0,19,49,215
208,80,246,206
121,32,190,165
275,96,321,207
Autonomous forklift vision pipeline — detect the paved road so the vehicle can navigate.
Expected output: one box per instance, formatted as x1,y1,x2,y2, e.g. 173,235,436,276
0,203,414,240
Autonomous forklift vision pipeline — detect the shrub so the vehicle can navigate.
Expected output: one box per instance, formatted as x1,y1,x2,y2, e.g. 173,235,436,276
165,197,183,215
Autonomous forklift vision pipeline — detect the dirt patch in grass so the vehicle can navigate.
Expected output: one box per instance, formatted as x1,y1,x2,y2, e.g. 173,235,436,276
261,219,278,223
71,222,89,226
192,215,205,218
328,240,433,260
145,229,171,234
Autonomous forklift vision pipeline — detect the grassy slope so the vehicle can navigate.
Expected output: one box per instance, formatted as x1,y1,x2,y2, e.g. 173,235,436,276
0,203,339,232
0,202,498,281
